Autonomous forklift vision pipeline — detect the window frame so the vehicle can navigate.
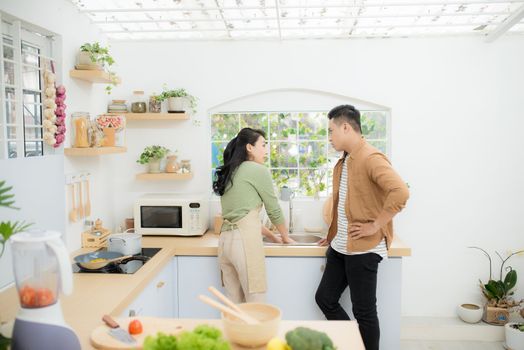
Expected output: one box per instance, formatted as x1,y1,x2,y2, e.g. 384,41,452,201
0,12,59,159
211,108,391,198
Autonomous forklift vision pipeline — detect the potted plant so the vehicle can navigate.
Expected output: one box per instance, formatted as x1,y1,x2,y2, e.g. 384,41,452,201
469,246,524,325
159,87,198,114
77,42,114,70
0,181,32,258
137,145,170,173
77,42,118,94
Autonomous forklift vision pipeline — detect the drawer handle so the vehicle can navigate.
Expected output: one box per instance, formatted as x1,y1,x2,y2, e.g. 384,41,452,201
156,281,165,288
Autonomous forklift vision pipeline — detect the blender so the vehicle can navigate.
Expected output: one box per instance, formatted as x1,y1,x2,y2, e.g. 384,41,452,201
10,230,80,350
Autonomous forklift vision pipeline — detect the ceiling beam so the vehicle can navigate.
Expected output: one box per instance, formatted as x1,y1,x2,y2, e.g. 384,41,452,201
274,0,282,40
106,31,524,42
90,12,513,24
78,1,524,13
101,22,505,34
485,3,524,42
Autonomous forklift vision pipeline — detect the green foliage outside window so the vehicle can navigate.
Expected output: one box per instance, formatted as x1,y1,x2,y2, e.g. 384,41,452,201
211,110,388,198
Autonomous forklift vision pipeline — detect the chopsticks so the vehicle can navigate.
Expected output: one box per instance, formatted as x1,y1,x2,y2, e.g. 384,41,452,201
198,286,259,325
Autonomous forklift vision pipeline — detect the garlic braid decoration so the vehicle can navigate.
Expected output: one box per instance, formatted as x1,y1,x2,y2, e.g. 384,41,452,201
42,64,66,148
42,69,57,146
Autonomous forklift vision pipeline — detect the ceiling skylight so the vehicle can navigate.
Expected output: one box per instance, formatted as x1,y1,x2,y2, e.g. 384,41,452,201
69,0,524,41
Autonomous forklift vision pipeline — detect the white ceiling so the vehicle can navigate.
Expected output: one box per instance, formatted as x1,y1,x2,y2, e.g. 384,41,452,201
69,0,524,41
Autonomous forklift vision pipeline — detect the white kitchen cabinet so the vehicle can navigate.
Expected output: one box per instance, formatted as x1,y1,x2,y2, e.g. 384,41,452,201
176,255,402,350
266,256,402,350
177,256,223,318
120,258,177,318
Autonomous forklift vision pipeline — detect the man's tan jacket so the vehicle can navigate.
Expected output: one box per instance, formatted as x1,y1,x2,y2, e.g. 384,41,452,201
327,138,409,252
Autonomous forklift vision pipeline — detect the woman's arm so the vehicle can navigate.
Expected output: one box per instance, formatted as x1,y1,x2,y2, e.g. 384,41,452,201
261,225,282,243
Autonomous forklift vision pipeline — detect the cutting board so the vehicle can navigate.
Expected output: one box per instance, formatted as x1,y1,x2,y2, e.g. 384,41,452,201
90,317,184,350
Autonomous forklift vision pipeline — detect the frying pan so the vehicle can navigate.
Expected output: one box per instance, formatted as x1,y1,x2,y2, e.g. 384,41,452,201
74,251,133,270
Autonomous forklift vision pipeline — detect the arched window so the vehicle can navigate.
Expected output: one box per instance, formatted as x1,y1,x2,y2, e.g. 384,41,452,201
210,89,390,197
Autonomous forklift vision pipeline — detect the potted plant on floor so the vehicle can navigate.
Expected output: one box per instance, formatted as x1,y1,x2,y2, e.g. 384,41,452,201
137,145,170,173
505,322,524,350
469,247,524,325
159,87,198,114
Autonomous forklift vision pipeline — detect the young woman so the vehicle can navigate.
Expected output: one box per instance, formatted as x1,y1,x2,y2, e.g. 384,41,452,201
213,127,293,303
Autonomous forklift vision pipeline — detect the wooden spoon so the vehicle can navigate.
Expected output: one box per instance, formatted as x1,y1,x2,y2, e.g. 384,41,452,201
198,295,258,325
208,286,259,324
84,178,91,217
77,180,84,219
69,183,77,222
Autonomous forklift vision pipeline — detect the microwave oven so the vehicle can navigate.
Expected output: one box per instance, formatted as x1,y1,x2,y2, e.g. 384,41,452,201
134,194,209,236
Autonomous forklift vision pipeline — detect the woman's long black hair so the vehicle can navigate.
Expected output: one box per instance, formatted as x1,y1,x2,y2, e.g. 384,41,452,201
213,127,266,196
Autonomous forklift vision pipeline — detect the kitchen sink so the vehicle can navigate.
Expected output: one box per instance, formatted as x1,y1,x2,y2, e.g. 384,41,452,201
263,233,324,246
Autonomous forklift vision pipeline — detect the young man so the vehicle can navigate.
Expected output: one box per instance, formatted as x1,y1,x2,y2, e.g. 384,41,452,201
316,105,409,350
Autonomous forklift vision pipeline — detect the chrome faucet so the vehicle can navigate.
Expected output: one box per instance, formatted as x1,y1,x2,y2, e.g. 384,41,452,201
280,186,295,234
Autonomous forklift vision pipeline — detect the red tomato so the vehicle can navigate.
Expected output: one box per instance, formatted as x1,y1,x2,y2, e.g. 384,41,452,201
36,288,55,307
19,285,36,307
128,319,143,335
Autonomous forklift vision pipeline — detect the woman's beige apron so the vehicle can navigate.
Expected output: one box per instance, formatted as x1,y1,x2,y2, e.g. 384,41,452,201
222,207,266,293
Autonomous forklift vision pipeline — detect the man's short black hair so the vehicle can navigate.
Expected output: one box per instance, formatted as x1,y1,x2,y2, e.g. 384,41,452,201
327,104,361,133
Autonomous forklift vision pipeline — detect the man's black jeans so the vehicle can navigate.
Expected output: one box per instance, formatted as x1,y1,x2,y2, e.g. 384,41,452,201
315,246,382,350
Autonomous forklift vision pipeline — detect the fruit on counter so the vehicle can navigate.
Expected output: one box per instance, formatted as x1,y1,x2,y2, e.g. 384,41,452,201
143,325,230,350
128,319,143,335
19,285,56,308
285,327,336,350
267,337,291,350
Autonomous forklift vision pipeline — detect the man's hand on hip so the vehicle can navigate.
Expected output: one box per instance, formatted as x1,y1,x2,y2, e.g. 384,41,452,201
349,222,380,240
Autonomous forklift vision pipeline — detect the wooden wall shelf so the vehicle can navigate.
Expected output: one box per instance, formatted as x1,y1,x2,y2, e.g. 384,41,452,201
69,69,121,84
136,172,193,180
64,147,127,156
110,113,189,121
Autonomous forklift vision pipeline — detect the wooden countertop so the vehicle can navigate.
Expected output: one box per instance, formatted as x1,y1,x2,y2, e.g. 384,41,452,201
91,318,365,350
0,231,410,349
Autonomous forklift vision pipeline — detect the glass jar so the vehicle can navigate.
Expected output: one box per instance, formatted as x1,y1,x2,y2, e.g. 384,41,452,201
165,155,180,173
131,91,146,113
149,96,161,113
71,112,90,148
180,159,191,173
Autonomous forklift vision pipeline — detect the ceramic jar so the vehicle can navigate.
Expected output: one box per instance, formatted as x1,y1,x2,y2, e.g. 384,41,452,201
165,155,180,173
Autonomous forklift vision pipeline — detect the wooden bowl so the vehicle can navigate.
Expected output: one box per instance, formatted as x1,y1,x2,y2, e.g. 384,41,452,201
222,303,281,347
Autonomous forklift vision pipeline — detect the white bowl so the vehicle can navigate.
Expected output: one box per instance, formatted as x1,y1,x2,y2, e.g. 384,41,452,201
456,303,483,323
505,323,524,350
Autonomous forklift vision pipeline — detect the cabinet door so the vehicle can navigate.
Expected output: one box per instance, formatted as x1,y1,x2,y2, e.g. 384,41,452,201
266,257,325,320
120,258,176,318
177,256,224,318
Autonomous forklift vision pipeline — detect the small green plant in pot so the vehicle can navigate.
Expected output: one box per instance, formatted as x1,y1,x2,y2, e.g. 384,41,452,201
137,145,170,173
469,246,524,325
158,87,198,114
77,42,118,94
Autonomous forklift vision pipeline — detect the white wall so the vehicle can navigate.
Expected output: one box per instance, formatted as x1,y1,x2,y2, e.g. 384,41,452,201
107,37,524,317
0,0,114,255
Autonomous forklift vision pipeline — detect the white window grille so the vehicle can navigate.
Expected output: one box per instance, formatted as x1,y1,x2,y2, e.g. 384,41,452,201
0,12,59,159
211,109,390,197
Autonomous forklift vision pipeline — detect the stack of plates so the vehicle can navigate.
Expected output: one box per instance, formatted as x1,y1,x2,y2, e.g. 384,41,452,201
108,100,128,114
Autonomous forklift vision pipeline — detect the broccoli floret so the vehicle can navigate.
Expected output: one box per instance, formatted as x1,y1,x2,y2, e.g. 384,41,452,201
285,327,335,350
